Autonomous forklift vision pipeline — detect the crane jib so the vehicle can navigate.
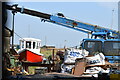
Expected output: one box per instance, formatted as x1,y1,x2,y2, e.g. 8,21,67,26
5,4,120,39
50,15,120,38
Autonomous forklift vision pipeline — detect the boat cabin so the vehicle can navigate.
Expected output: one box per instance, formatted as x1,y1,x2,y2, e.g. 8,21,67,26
20,38,41,51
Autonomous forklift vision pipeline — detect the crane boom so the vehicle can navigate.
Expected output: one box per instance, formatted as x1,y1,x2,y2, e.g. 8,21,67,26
5,4,120,39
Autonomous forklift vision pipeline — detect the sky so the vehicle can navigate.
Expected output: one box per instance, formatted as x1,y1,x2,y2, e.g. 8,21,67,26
6,2,118,48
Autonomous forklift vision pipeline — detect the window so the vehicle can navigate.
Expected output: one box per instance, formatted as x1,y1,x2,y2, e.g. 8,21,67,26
36,42,39,49
87,42,95,48
39,43,41,47
33,42,36,49
26,41,31,49
104,41,120,55
84,41,102,55
113,42,120,49
22,41,24,48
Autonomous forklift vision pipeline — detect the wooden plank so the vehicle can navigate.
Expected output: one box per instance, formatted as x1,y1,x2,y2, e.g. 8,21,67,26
22,62,54,72
73,59,86,76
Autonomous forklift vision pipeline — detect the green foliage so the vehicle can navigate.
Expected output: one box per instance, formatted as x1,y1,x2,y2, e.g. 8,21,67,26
28,66,36,74
40,48,58,58
40,49,52,58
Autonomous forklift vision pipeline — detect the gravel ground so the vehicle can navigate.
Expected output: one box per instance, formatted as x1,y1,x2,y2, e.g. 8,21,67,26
6,72,98,80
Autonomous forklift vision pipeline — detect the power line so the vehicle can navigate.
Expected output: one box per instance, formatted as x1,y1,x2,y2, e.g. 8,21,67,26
14,32,25,41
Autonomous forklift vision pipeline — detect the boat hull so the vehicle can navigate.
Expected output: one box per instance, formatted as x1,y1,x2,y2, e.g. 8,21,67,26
19,49,43,62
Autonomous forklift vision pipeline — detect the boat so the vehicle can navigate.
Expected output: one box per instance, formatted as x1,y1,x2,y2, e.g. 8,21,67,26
18,38,43,63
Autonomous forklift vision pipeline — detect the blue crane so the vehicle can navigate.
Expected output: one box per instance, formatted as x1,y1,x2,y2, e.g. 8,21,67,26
6,4,120,56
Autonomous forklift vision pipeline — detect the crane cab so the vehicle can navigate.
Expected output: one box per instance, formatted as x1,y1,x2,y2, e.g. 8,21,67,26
82,38,120,56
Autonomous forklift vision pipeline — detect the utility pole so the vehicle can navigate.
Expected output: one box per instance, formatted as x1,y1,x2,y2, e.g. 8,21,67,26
111,9,114,29
11,4,17,54
45,36,47,46
28,25,30,38
64,40,67,49
11,11,15,51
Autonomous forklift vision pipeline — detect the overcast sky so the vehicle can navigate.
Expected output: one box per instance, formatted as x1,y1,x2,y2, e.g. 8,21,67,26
6,2,118,48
